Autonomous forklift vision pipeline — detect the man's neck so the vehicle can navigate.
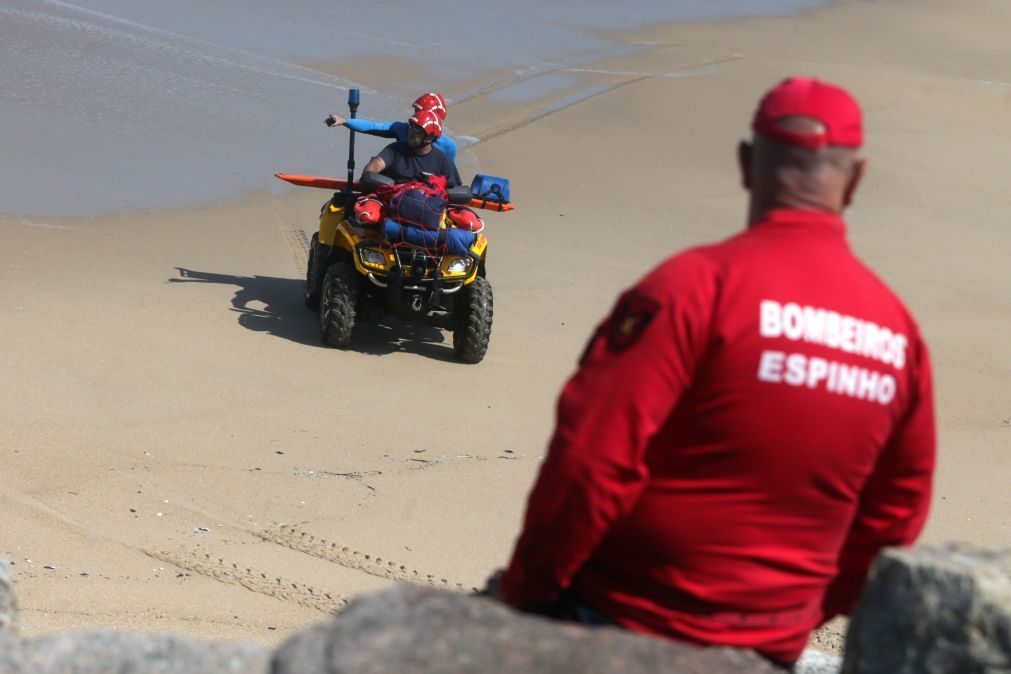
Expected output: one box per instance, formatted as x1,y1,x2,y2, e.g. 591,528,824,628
747,194,842,227
413,144,434,156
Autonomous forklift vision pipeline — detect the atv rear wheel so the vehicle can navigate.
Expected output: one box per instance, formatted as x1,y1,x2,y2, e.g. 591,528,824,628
319,260,357,347
305,232,330,309
453,277,493,363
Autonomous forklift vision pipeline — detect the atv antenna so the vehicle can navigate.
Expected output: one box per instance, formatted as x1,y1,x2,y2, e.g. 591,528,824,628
344,88,360,208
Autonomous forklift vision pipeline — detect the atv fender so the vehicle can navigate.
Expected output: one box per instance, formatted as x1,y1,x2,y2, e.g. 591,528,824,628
319,200,347,246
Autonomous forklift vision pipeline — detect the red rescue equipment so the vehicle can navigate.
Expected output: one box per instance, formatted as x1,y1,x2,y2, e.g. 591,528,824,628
353,197,385,226
446,206,484,233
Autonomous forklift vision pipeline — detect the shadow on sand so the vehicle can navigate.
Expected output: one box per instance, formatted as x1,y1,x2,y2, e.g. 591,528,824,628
169,268,457,361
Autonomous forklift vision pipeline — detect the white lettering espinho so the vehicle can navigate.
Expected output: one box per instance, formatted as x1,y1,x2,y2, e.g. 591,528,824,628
756,350,898,406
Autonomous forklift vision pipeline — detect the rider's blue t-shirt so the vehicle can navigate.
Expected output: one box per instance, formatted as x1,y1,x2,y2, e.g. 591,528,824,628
345,118,458,162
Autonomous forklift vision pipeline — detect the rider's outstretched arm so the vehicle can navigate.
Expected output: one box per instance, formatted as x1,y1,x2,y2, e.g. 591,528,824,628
326,115,457,159
345,118,400,139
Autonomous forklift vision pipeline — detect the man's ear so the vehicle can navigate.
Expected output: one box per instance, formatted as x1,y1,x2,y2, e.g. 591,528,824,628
738,140,752,191
842,157,867,208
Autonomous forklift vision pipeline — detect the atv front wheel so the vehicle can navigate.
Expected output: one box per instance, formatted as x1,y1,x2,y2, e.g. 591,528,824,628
305,232,330,309
319,260,357,347
453,277,493,363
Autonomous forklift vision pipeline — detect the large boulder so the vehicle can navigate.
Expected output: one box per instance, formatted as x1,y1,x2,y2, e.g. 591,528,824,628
15,633,270,674
0,631,23,674
0,560,269,674
842,544,1011,674
272,584,781,674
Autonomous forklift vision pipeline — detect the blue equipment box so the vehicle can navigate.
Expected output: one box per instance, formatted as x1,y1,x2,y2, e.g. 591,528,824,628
471,174,511,203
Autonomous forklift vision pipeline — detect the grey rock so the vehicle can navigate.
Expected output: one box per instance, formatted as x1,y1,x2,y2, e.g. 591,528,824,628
0,630,25,673
0,558,17,633
797,649,842,674
842,544,1011,674
272,584,781,674
20,632,270,674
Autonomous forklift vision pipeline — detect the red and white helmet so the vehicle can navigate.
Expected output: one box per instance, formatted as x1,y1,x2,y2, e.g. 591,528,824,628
408,109,443,140
412,92,447,120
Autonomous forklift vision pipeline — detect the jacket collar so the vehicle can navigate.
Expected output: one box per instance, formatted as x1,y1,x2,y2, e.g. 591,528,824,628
753,208,847,237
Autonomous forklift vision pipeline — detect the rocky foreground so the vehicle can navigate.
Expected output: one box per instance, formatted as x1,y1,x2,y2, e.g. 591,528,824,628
0,544,1008,673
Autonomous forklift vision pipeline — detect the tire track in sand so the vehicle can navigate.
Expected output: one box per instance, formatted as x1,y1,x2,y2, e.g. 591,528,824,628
280,226,311,275
257,524,473,592
147,549,347,614
270,193,313,274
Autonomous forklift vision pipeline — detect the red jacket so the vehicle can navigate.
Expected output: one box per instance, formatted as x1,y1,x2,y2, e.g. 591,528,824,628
502,208,935,663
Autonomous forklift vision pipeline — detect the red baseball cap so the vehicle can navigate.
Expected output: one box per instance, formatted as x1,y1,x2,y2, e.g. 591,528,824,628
752,77,863,150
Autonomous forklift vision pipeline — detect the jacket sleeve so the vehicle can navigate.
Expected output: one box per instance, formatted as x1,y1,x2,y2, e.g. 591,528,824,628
344,118,399,139
821,335,936,620
502,253,718,608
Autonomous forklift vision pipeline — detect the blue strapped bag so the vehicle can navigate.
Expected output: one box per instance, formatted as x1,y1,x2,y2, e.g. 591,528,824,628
383,219,476,256
470,174,511,204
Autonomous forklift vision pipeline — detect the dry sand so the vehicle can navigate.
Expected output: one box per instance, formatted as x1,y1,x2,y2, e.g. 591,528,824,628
2,0,1009,656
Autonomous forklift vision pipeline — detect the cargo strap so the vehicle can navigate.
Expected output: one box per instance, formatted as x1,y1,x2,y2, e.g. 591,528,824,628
396,222,448,252
477,183,508,210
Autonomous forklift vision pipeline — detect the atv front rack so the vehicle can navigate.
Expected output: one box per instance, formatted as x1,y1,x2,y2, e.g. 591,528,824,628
358,242,467,295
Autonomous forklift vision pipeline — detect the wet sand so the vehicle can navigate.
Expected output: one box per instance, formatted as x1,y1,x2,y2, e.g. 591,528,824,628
2,0,1010,656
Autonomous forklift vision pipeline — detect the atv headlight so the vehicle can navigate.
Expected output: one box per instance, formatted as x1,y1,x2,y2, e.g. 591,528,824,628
359,247,387,268
446,258,470,275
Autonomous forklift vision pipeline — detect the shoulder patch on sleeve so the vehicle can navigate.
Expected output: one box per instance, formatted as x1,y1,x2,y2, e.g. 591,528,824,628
604,291,661,353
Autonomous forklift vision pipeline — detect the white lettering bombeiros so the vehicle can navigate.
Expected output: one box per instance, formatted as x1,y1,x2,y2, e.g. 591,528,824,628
759,300,908,370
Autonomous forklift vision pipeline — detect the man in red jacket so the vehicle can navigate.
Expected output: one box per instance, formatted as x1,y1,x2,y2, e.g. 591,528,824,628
495,77,936,669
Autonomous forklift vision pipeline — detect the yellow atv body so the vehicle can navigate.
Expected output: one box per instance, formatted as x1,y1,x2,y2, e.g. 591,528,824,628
306,196,493,363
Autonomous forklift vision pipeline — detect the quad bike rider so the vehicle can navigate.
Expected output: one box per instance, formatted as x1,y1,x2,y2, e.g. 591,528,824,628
280,90,513,364
324,91,459,162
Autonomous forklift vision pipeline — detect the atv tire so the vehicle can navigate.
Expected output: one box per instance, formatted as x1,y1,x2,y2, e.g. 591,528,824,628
453,276,493,363
305,232,330,309
319,260,357,348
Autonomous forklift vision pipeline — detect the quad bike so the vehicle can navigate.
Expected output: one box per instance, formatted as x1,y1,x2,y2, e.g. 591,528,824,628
276,89,514,364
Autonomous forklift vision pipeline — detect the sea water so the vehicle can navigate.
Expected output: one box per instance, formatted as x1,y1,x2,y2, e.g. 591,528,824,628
0,0,826,216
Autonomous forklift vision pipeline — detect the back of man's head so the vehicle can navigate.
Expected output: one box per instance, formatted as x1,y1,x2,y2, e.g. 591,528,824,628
740,77,866,223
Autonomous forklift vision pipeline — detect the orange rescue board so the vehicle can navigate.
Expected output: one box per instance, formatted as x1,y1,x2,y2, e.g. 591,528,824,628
275,173,351,190
467,199,514,212
274,172,515,212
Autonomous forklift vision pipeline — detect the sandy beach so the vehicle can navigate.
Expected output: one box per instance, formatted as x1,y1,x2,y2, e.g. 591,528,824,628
2,0,1009,656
